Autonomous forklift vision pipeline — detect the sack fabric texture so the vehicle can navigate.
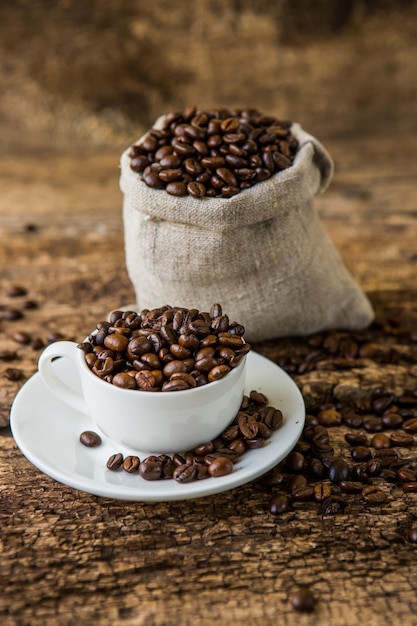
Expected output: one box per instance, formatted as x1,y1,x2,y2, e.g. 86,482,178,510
120,119,374,342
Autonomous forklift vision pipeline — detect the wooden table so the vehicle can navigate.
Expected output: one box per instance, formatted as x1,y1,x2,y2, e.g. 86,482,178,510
1,133,417,625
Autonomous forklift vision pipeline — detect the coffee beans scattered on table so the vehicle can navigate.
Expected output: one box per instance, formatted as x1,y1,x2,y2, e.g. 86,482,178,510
129,106,298,198
78,304,250,391
262,382,417,516
79,390,284,484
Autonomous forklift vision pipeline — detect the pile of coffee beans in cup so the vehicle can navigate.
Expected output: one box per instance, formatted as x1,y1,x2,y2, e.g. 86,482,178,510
80,389,284,482
128,105,298,198
77,304,250,391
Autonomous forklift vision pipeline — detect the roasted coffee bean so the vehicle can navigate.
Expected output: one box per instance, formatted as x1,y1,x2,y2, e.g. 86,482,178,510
362,485,387,504
204,449,239,464
208,364,230,382
397,468,417,482
245,437,265,449
237,413,258,439
2,309,24,321
207,456,234,477
259,468,284,486
309,458,326,478
402,418,417,433
80,431,102,447
371,433,391,449
340,480,363,494
3,367,23,381
123,455,140,473
351,463,370,483
345,432,369,447
351,446,372,462
228,438,246,456
317,409,342,427
0,350,18,361
403,482,417,493
285,451,305,473
106,453,124,470
363,417,383,433
250,390,268,405
390,432,414,447
407,527,417,543
366,458,382,477
173,463,198,483
194,441,215,456
292,485,315,501
374,448,398,466
12,331,31,345
328,458,349,484
320,495,347,515
139,457,163,480
112,372,137,389
290,587,315,613
313,482,332,501
270,493,291,515
7,285,28,297
382,412,403,429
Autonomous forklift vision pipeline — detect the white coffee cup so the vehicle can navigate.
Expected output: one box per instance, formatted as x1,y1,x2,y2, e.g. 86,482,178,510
38,341,247,454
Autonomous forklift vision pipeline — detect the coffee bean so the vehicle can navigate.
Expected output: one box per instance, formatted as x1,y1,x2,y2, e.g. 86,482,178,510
317,409,342,427
362,485,387,504
0,350,18,361
12,331,31,345
106,453,124,470
285,451,305,472
328,458,349,484
173,463,198,483
382,412,403,429
2,309,24,321
345,432,369,447
402,418,417,433
207,456,234,477
270,493,291,515
237,413,258,439
320,495,347,515
123,455,140,473
3,367,23,381
292,485,315,501
80,431,102,447
371,433,391,449
139,457,162,480
7,285,28,297
290,587,315,613
403,482,417,493
390,432,414,447
340,480,363,494
407,527,417,543
313,482,332,501
351,446,372,462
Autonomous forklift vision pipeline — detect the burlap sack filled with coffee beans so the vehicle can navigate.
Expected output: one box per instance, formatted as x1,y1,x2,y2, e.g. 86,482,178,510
120,118,374,342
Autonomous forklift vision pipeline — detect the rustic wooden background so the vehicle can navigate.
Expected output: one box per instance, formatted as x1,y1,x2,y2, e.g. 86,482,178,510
1,1,417,624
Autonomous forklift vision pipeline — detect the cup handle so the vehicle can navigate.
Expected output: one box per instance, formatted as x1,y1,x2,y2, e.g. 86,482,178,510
38,341,88,415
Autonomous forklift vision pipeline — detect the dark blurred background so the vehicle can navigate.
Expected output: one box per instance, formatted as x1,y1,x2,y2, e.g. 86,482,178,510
0,0,416,155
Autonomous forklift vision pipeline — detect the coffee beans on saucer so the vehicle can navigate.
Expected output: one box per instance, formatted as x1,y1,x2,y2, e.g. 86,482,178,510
78,304,250,392
79,389,284,484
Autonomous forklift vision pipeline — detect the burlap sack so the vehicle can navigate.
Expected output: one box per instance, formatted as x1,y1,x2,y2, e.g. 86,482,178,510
120,120,374,342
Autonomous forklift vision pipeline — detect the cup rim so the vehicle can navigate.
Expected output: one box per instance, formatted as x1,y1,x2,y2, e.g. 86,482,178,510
78,335,247,397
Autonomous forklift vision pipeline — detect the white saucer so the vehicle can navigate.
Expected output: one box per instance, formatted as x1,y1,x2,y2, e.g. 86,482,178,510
10,351,305,502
